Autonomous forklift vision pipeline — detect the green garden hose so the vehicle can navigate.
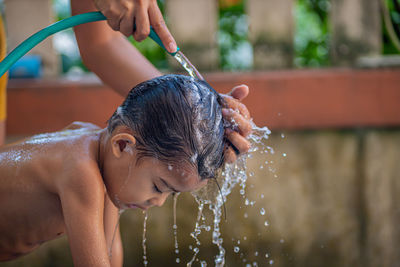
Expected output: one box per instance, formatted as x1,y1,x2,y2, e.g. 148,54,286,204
0,11,179,78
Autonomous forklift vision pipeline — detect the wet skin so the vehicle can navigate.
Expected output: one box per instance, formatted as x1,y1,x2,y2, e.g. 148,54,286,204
0,122,204,266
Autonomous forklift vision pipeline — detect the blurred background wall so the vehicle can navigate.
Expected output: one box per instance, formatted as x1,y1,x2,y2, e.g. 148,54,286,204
1,0,400,266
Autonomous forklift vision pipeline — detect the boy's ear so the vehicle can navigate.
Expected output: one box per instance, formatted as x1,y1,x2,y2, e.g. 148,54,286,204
110,133,136,158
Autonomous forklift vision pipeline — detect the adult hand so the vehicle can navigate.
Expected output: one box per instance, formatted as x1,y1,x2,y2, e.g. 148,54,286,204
220,85,252,163
93,0,177,53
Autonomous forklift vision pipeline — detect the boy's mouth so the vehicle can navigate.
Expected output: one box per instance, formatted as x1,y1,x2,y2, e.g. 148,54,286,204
127,203,147,210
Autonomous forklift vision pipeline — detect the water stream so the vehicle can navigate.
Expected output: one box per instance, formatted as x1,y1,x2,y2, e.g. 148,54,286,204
173,193,181,264
142,211,149,267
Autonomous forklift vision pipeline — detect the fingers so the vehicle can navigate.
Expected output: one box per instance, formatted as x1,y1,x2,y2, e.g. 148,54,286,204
96,0,176,50
119,2,135,36
133,3,150,41
148,2,177,53
221,95,250,119
228,84,249,101
225,128,251,156
224,146,237,164
222,108,252,137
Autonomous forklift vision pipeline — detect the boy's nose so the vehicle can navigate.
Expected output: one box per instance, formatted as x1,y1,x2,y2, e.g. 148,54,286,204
151,193,169,207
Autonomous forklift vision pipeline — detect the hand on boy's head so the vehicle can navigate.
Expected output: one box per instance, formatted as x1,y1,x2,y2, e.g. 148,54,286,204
220,84,252,164
94,0,177,53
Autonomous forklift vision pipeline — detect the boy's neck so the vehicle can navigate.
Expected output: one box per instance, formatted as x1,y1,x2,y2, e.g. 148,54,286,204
97,128,109,177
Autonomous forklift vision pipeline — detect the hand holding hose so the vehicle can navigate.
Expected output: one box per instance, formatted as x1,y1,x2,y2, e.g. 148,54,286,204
94,0,178,53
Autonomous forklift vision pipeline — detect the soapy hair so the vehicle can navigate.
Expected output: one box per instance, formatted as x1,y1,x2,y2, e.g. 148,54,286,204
107,74,225,179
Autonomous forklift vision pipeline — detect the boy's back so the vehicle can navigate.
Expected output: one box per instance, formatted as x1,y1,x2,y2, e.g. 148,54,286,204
0,122,103,260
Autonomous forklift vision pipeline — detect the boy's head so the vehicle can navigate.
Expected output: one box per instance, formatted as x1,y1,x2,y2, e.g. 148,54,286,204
102,74,225,209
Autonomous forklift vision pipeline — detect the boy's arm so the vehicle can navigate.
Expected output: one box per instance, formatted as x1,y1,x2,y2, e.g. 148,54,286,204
71,0,162,96
104,194,123,267
58,165,110,267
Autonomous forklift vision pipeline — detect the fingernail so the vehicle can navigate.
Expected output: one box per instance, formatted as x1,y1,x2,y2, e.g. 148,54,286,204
168,42,177,53
222,108,231,116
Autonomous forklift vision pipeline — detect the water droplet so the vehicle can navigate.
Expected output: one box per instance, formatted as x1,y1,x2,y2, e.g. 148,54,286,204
234,246,240,253
245,199,250,205
269,259,274,265
280,239,285,243
249,172,254,177
260,194,264,199
265,253,269,258
244,213,248,218
243,236,247,240
240,189,245,195
264,221,269,226
260,208,266,215
281,133,285,138
176,258,180,263
254,251,259,256
259,165,264,170
282,153,287,157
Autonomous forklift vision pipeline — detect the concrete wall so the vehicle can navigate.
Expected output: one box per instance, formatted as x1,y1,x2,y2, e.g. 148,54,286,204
1,129,400,267
3,0,60,77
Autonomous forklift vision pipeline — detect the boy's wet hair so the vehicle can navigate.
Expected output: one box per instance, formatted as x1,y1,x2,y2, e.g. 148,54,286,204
108,74,225,180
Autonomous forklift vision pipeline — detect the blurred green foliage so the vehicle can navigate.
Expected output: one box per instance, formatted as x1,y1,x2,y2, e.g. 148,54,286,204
218,1,252,70
383,0,400,54
294,0,330,67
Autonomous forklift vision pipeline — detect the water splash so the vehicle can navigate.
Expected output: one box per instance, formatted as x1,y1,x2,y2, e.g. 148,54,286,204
187,202,205,266
142,211,149,267
174,51,204,80
189,122,272,267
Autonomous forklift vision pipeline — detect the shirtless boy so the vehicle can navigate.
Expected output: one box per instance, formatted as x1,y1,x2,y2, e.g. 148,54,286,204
0,75,251,266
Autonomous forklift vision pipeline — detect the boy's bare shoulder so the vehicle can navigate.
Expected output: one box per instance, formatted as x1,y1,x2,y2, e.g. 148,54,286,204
63,121,101,131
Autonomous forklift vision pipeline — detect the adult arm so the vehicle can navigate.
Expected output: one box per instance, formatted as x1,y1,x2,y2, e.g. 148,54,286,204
71,0,161,96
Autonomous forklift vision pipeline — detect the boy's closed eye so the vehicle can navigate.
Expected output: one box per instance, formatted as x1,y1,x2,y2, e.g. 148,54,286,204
153,183,162,194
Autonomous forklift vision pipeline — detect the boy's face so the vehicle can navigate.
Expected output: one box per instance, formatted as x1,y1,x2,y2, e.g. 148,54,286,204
113,158,207,210
102,131,207,210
